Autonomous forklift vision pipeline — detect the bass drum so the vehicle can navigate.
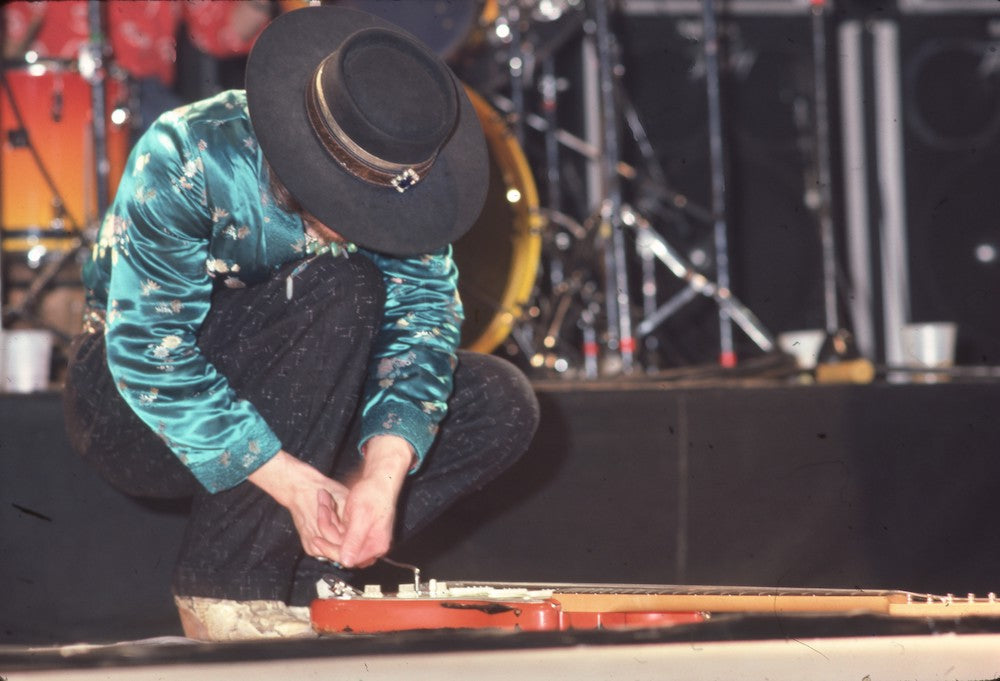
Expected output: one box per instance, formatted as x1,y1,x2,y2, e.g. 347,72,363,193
331,0,497,63
455,87,542,354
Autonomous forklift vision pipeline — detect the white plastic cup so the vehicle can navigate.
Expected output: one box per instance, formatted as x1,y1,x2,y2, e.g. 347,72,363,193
777,329,826,369
901,322,957,383
1,329,54,393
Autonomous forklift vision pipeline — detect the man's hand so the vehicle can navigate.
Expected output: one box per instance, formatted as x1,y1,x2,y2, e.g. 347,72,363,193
247,438,413,568
337,435,414,568
247,450,349,562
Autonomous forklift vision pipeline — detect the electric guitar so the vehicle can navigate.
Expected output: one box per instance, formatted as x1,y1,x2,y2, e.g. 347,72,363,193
310,579,1000,634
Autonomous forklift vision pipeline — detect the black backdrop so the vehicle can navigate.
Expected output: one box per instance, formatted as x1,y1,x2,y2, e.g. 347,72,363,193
897,12,1000,364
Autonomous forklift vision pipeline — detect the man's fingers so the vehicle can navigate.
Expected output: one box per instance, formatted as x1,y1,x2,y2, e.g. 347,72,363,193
340,505,395,568
337,510,370,568
317,489,345,537
340,499,393,568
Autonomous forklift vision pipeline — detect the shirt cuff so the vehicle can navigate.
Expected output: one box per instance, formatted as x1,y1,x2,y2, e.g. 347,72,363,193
360,400,439,473
185,428,283,493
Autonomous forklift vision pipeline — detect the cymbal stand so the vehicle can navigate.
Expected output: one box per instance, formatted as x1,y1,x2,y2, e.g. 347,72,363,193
490,0,549,364
532,32,609,377
615,73,717,371
616,86,668,370
623,0,776,365
528,51,583,370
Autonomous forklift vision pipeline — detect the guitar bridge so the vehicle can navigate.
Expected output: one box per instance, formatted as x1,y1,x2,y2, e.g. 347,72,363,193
317,576,362,599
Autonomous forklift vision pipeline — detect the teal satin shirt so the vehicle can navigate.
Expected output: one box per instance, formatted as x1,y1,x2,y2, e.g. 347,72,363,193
82,90,463,493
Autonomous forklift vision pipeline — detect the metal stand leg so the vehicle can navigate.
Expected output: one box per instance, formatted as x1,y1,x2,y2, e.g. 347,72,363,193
591,0,635,374
85,0,111,222
629,208,775,354
811,0,840,339
838,20,877,361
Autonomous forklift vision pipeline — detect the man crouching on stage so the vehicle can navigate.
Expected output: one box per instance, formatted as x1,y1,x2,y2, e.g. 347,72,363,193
63,6,539,641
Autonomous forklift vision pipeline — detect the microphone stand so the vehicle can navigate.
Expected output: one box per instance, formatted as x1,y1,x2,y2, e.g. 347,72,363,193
626,0,775,363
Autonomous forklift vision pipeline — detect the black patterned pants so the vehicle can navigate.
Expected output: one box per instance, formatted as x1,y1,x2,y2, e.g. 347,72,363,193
63,254,539,605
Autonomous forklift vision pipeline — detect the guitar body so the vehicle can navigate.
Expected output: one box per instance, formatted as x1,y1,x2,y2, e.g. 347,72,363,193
310,596,705,634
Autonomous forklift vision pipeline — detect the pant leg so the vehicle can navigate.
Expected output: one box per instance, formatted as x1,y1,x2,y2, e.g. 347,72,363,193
173,253,385,601
394,351,540,538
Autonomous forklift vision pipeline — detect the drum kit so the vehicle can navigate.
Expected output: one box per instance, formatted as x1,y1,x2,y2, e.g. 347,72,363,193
1,0,804,381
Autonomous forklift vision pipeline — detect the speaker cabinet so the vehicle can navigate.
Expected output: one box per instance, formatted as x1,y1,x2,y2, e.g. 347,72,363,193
897,12,1000,364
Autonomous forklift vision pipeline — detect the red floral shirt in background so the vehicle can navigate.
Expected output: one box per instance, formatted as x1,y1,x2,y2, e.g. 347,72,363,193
2,0,268,86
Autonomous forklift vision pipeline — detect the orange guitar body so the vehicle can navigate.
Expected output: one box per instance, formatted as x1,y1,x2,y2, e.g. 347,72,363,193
310,597,706,634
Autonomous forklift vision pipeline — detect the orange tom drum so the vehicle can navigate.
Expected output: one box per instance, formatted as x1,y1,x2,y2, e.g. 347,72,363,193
1,62,129,342
0,62,130,259
454,87,542,354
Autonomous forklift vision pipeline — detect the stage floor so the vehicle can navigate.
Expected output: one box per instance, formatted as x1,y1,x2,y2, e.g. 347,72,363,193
3,614,1000,681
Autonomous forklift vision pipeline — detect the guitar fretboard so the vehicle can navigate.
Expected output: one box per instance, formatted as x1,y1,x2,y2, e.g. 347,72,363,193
443,581,1000,617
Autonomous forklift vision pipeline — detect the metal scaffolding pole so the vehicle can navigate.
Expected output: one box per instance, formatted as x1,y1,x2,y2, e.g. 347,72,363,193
701,0,736,367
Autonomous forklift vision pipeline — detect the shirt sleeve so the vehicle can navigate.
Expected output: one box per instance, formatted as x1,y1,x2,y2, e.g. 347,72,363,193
359,248,464,470
98,113,282,493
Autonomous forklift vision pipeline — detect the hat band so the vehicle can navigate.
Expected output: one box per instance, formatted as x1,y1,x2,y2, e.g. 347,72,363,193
305,63,435,193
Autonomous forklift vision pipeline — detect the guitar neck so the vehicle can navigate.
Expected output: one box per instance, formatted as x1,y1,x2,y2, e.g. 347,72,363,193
444,581,1000,618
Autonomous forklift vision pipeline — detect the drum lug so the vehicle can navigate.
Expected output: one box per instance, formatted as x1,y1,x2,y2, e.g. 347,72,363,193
6,128,29,148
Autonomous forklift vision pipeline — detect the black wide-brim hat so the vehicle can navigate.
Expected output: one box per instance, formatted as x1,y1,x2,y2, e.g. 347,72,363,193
246,6,488,257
